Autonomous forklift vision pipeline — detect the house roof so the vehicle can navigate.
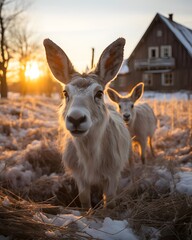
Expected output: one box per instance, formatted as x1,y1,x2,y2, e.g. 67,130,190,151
119,59,129,74
128,13,192,59
158,13,192,57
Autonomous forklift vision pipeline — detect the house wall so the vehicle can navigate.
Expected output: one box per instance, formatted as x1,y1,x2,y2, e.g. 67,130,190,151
109,74,131,93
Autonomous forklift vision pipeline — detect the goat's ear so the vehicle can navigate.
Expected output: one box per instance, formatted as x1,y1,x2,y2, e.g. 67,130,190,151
43,39,75,84
130,82,144,102
95,38,125,86
107,88,121,103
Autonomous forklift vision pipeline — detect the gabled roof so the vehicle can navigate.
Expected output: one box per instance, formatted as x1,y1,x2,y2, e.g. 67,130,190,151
128,13,192,59
119,59,129,74
159,13,192,57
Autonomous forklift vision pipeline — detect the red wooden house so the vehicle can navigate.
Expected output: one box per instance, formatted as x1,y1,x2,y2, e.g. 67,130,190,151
111,13,192,92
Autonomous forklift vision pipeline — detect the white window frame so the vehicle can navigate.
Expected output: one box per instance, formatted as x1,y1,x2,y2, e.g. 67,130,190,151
143,73,153,86
148,47,159,58
161,72,174,86
161,45,172,58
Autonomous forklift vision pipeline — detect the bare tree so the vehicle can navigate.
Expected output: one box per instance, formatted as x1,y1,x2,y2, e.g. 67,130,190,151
10,21,40,95
0,0,30,98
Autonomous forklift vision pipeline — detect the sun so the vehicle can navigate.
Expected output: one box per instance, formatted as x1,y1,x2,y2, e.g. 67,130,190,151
25,61,41,80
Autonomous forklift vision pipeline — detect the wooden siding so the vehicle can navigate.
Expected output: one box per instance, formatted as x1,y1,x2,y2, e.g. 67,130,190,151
114,14,192,93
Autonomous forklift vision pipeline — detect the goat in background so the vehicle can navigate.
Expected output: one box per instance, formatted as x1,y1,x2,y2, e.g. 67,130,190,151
107,82,157,164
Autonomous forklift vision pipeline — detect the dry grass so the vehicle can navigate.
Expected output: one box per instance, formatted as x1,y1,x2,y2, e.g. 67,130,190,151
129,194,192,240
91,181,192,240
0,187,93,240
120,186,192,240
149,99,192,130
0,97,192,239
1,183,191,240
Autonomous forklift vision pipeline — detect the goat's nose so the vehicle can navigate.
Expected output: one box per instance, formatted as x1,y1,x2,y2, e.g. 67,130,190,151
123,113,130,121
67,111,87,128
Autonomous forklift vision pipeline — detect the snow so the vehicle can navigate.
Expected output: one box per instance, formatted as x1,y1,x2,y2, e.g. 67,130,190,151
159,13,192,57
84,217,137,240
0,237,9,240
176,171,192,195
119,60,129,74
34,212,138,240
0,94,192,239
143,90,191,100
2,196,11,207
45,230,58,238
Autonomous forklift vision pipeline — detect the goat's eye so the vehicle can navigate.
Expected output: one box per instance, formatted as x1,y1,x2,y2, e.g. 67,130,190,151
63,90,69,101
94,90,103,100
131,104,134,109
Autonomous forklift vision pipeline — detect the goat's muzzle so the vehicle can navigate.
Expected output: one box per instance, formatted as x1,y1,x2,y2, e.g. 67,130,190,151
66,108,92,137
123,113,131,124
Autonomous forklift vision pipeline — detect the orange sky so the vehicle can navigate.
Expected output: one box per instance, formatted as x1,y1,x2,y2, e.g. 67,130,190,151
27,0,192,72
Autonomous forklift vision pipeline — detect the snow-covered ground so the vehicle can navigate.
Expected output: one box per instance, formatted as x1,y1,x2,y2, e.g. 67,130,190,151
0,92,192,239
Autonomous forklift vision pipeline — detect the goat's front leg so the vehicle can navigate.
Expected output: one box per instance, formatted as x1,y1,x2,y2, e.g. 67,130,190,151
139,139,146,164
103,177,118,208
78,185,91,210
149,137,155,158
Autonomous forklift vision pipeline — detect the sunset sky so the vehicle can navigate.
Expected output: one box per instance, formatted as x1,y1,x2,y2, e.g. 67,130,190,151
27,0,192,72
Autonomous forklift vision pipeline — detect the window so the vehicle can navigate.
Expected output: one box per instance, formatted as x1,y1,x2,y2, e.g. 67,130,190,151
161,45,172,58
161,72,174,86
157,30,162,37
143,73,153,86
148,47,159,58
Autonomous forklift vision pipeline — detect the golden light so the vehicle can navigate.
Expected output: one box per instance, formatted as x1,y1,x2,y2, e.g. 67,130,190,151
25,61,41,81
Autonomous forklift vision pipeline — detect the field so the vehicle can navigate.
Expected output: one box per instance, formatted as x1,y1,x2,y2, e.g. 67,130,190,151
0,93,192,240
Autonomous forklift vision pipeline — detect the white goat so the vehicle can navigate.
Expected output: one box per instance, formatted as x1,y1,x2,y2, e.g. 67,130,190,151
43,38,131,209
107,83,157,164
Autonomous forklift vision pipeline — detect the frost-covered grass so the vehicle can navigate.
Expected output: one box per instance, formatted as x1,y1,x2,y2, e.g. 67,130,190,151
0,94,192,240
